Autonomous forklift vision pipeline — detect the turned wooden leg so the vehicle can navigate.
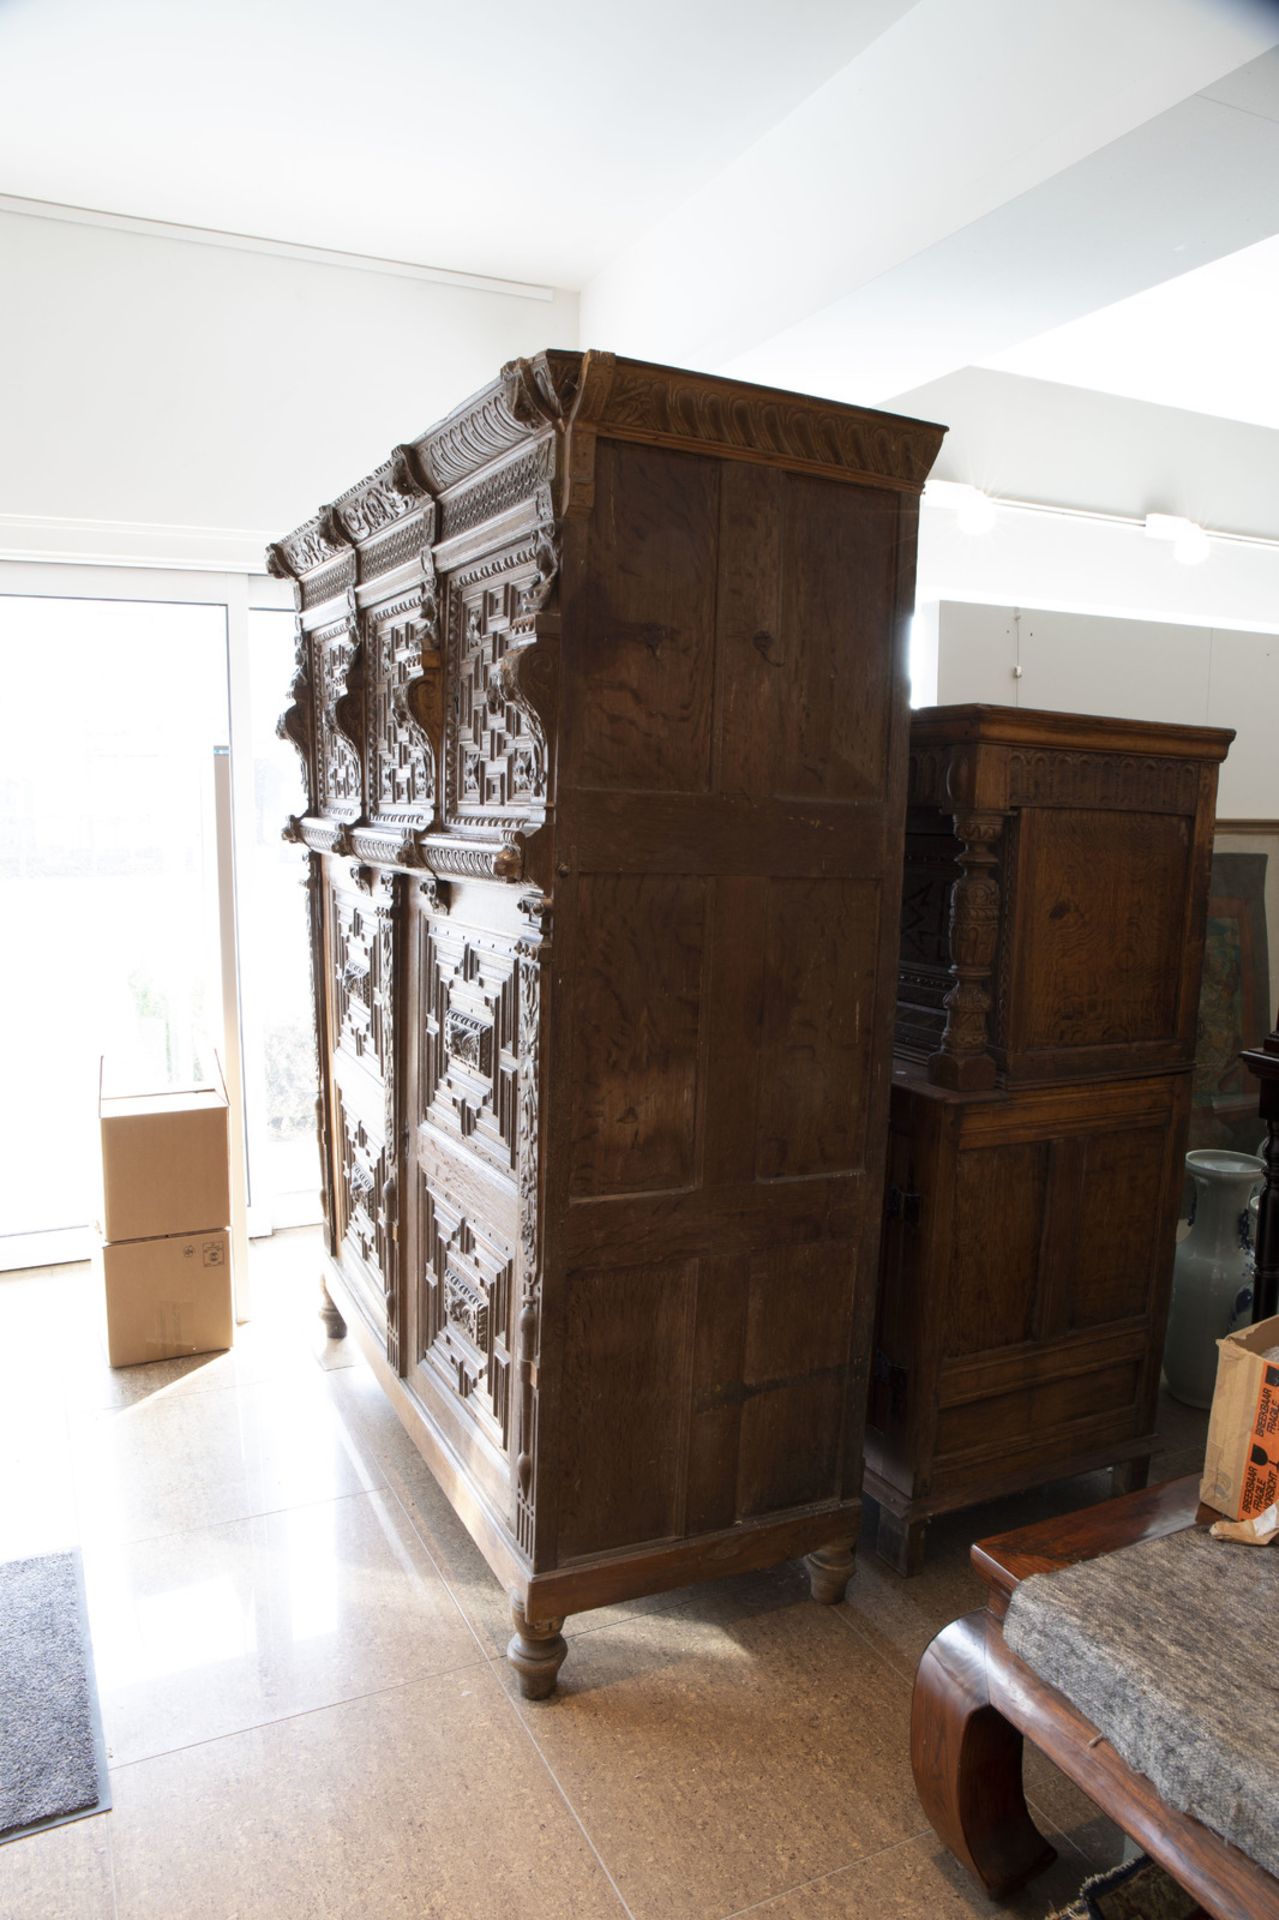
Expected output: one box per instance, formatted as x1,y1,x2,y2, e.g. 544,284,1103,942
319,1282,347,1340
805,1539,856,1604
1112,1455,1150,1496
876,1507,929,1577
911,1612,1057,1899
507,1602,568,1700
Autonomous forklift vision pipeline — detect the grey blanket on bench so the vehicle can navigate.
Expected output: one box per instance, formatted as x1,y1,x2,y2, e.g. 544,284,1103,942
1005,1525,1279,1881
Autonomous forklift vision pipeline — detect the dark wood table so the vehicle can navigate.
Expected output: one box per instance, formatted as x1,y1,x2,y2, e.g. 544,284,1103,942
909,1477,1279,1920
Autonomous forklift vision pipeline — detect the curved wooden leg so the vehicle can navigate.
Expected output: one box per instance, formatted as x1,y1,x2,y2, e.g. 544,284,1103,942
911,1612,1057,1899
319,1282,347,1340
507,1603,568,1701
805,1539,855,1604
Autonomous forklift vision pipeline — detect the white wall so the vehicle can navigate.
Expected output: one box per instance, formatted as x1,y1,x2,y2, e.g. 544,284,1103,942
932,600,1278,819
0,208,579,558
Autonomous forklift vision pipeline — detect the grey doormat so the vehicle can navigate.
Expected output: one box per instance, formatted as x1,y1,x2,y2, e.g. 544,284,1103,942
0,1550,111,1844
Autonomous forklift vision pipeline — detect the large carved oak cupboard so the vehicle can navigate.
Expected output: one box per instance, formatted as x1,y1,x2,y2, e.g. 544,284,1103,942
270,352,945,1693
867,706,1233,1574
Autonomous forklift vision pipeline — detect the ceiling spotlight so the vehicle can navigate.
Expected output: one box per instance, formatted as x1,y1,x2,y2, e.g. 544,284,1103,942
955,487,998,537
1143,512,1210,565
923,480,1000,535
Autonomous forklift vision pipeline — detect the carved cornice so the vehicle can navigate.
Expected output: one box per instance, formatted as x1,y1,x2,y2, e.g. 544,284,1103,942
332,445,428,544
414,352,576,495
267,506,352,581
593,358,944,493
272,350,946,576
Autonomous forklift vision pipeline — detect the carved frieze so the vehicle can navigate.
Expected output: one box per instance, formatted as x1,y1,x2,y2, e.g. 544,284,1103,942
600,359,941,491
439,444,553,544
1007,749,1200,814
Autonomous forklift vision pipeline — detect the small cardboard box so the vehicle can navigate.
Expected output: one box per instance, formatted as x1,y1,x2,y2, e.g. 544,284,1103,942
98,1059,230,1243
1200,1312,1279,1520
97,1228,233,1368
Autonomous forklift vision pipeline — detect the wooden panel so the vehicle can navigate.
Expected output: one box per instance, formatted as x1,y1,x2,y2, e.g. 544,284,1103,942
1013,808,1190,1052
935,1360,1140,1461
714,464,896,801
572,440,718,794
1069,1125,1169,1329
736,1241,856,1516
556,1259,694,1560
944,1143,1049,1357
567,874,707,1198
755,877,881,1180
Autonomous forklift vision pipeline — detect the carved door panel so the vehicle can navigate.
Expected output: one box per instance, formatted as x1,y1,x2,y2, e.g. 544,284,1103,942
314,617,363,822
323,858,400,1365
402,884,535,1529
364,594,439,834
443,543,552,835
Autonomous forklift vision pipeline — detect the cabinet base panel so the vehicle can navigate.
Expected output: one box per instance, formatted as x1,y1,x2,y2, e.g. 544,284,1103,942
323,1257,868,1633
865,1435,1158,1576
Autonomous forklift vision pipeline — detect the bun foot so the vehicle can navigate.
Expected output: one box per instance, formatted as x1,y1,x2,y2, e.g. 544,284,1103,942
805,1539,856,1604
319,1284,347,1340
507,1602,568,1700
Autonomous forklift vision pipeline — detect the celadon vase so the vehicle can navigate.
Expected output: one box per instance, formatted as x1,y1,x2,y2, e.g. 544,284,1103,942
1163,1149,1265,1409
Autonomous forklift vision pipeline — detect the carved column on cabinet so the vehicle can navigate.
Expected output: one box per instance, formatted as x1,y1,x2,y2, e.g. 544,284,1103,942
929,811,1005,1091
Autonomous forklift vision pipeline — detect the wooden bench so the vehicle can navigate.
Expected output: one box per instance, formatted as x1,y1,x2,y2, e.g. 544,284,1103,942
910,1476,1279,1920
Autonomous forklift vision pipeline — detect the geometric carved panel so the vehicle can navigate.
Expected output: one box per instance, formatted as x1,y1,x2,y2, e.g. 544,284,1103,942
445,544,548,832
419,919,519,1174
368,606,435,829
332,876,395,1088
337,1093,390,1288
315,620,362,821
418,1174,513,1453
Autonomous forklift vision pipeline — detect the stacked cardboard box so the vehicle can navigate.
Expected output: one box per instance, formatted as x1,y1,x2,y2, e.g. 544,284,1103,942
95,1062,233,1367
1200,1313,1279,1520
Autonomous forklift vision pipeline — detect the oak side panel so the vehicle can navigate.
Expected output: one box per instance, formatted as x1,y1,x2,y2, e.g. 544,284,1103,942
755,876,881,1180
570,440,718,794
566,873,708,1198
555,1258,696,1560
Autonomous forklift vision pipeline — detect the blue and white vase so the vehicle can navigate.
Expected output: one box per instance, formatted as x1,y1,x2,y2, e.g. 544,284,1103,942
1163,1149,1265,1409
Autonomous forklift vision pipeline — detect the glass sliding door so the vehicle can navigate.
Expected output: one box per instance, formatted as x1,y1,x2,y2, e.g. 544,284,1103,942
0,593,229,1256
239,606,321,1226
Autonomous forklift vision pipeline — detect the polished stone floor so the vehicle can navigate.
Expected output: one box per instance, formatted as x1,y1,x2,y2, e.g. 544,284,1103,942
0,1230,1207,1920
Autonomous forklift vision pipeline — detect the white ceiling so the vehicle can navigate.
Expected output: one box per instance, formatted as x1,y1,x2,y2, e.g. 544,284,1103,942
2,0,1279,438
982,231,1279,433
0,0,913,285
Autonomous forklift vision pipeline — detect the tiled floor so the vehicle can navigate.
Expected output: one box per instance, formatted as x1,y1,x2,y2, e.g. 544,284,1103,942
0,1231,1207,1920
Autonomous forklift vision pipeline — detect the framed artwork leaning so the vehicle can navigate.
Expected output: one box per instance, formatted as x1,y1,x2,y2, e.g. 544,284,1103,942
1189,823,1279,1161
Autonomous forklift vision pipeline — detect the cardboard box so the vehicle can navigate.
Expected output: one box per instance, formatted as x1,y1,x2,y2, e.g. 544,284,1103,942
1200,1313,1279,1520
97,1228,233,1368
98,1059,230,1243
